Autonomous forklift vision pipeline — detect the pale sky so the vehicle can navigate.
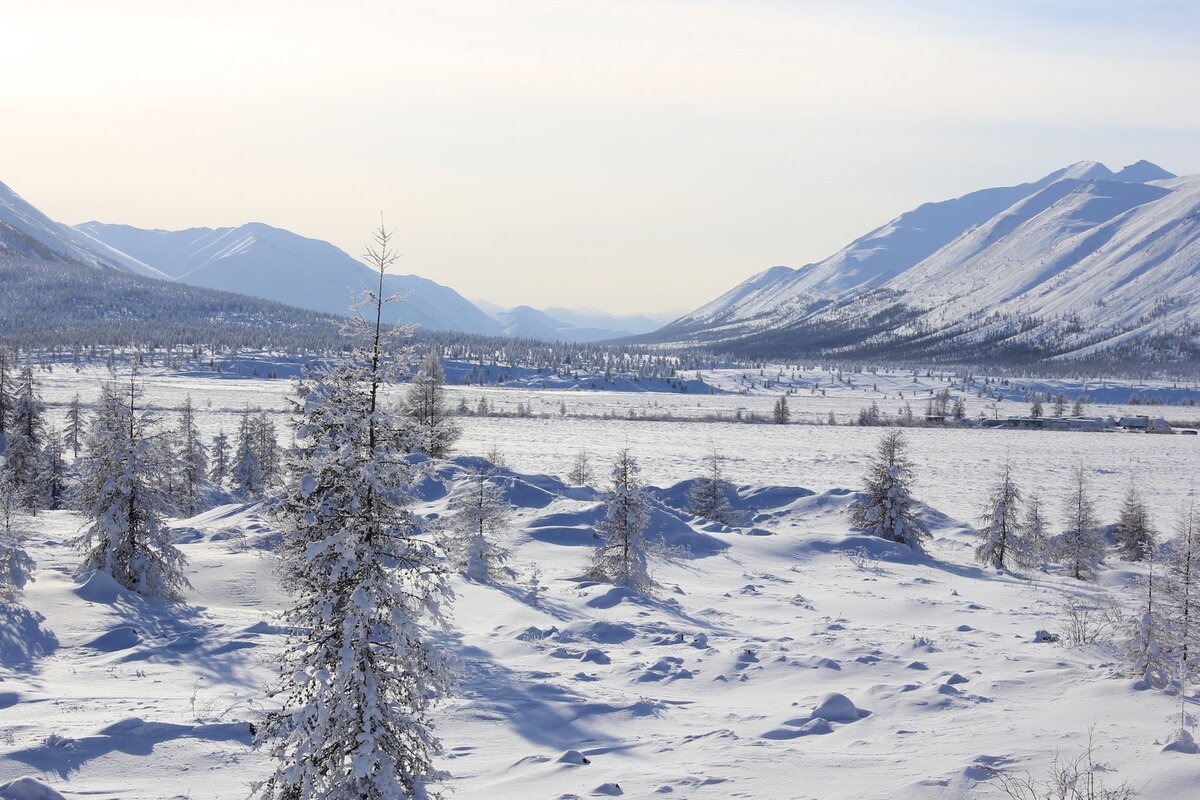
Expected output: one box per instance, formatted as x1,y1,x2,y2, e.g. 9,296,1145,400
3,1,1198,314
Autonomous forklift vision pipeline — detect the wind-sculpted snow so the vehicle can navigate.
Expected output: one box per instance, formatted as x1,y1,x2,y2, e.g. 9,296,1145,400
2,452,1197,798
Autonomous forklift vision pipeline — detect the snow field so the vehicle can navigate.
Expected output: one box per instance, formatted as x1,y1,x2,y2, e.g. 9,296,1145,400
3,365,1199,798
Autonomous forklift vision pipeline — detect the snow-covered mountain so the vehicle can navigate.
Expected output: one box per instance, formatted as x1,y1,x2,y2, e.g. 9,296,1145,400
0,182,168,279
651,161,1199,363
476,301,679,342
78,222,503,335
2,180,505,336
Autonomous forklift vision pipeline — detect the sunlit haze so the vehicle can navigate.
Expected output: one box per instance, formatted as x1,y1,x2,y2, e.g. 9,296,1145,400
3,0,1198,313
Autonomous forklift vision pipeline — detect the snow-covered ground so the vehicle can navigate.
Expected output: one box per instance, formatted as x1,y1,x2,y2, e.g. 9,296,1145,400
32,365,1200,523
3,366,1200,798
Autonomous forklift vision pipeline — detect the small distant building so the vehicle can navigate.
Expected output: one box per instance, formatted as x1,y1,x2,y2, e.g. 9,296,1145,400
980,416,1111,432
1119,415,1173,434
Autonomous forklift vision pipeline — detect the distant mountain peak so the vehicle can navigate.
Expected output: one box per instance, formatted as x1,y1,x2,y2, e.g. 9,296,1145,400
1055,160,1116,181
1112,159,1176,182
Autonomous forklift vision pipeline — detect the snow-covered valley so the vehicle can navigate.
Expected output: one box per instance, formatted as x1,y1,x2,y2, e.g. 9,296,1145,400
3,368,1199,799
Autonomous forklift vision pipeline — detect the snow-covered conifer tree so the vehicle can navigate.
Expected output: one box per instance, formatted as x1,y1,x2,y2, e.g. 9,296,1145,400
588,448,652,592
849,430,928,548
73,379,189,600
232,411,265,499
0,473,36,602
65,392,84,459
1115,483,1155,562
401,349,460,459
40,426,70,511
3,363,48,510
975,460,1023,570
1164,500,1200,683
772,396,790,424
689,445,734,525
210,429,230,489
567,450,593,486
1129,545,1171,688
175,395,210,516
447,470,512,581
0,347,12,439
254,410,280,492
1054,463,1105,581
1020,489,1050,569
255,221,450,800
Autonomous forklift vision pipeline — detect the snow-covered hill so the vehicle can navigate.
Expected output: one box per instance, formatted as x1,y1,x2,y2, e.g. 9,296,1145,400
78,222,504,335
652,161,1199,364
0,182,167,279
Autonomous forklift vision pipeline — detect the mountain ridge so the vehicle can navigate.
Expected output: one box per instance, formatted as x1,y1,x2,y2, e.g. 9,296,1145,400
77,220,504,335
646,160,1197,364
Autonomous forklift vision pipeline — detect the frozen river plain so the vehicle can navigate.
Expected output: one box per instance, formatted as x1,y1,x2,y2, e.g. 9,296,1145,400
34,365,1200,524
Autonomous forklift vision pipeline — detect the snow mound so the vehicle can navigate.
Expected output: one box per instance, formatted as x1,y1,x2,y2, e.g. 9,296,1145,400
1163,729,1200,754
84,626,140,652
73,570,126,604
558,749,591,765
0,777,66,800
810,693,865,722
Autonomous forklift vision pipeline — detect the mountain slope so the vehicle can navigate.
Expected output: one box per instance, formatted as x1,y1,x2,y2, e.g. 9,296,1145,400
649,161,1198,364
0,182,168,279
78,222,504,335
0,253,344,351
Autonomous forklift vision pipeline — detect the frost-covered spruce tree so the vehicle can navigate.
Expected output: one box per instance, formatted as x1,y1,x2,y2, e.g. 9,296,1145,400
401,349,460,459
1054,462,1105,581
588,448,653,592
1164,500,1200,682
65,392,84,460
255,410,281,492
232,410,265,499
255,222,451,800
689,445,734,525
1129,545,1171,688
0,346,12,439
447,470,512,581
975,460,1023,570
0,473,36,602
40,426,70,511
4,363,48,510
850,430,928,549
1020,489,1050,569
175,395,210,516
1115,483,1155,562
73,379,189,600
210,429,230,489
